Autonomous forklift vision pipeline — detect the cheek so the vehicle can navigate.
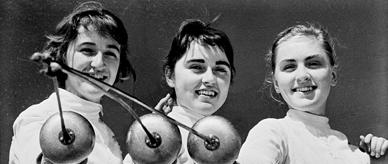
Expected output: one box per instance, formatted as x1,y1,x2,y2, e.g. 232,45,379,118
107,60,120,73
177,77,196,91
174,77,196,105
274,72,293,89
218,78,231,95
65,52,74,67
67,52,89,69
314,70,332,85
65,45,75,66
174,69,197,87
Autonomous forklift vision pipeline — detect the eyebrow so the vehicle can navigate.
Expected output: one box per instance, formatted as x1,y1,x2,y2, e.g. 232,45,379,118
107,44,120,52
216,61,231,69
186,59,231,68
305,54,323,61
280,54,324,63
186,59,205,64
78,42,120,52
280,59,296,63
78,42,96,47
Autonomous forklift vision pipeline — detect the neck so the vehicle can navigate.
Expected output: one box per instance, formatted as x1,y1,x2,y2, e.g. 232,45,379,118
289,104,326,116
292,109,325,116
65,87,102,103
176,104,207,117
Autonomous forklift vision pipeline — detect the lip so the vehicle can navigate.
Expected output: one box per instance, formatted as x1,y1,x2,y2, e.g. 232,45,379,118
195,89,218,98
291,86,318,93
83,71,109,82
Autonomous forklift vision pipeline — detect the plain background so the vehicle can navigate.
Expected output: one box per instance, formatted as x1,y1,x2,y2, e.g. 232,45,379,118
1,0,387,163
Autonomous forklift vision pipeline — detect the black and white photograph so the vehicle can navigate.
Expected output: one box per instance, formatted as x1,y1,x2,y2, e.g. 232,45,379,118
1,0,387,163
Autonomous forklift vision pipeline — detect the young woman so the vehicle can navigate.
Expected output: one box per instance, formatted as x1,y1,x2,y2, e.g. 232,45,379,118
124,19,236,164
9,2,135,163
163,19,235,164
237,24,388,164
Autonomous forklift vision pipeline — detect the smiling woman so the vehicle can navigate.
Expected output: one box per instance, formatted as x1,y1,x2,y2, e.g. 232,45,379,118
65,26,121,103
163,20,235,164
167,41,232,116
9,1,135,163
123,19,237,164
273,35,336,115
237,23,388,164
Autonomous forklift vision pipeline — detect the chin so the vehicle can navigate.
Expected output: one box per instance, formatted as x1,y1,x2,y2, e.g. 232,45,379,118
290,102,313,109
81,85,104,98
290,100,322,110
194,103,218,116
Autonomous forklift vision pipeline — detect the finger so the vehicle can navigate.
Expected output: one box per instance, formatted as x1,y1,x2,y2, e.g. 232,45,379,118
50,62,62,72
154,103,162,111
167,96,174,107
381,140,388,156
30,52,41,60
162,105,172,114
374,137,384,158
364,134,373,144
359,135,368,152
364,134,374,153
359,135,365,146
371,136,378,157
154,94,171,111
162,94,171,103
30,52,45,61
31,52,51,61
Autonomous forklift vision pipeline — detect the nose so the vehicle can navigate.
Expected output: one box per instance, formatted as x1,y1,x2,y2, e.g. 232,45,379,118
202,67,216,86
295,67,311,83
90,52,105,69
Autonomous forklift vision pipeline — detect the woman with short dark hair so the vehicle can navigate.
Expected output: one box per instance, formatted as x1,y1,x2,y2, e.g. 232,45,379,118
9,2,135,163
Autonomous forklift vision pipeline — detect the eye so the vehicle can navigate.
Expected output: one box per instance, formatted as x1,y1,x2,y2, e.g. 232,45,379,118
79,48,96,56
104,51,119,60
189,64,205,73
282,64,296,72
306,60,322,68
214,66,229,76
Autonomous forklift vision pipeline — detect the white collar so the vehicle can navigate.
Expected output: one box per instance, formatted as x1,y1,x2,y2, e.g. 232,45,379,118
48,88,103,120
287,109,330,129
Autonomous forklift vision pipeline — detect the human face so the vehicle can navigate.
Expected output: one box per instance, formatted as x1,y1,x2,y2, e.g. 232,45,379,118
65,26,120,103
273,36,337,115
166,42,232,116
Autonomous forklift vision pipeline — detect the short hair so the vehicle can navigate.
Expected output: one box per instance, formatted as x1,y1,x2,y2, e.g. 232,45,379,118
42,1,135,87
163,19,235,99
264,23,337,104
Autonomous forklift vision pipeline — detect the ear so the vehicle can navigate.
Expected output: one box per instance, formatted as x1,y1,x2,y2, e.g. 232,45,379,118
330,67,338,86
272,75,280,93
165,67,175,88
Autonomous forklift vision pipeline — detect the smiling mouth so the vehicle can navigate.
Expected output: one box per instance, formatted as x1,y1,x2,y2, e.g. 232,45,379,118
292,86,317,93
85,72,108,81
195,90,218,97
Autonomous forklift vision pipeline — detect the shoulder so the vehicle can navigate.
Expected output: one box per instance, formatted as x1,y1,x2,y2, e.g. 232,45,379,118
244,117,289,144
249,118,287,134
330,128,349,140
13,97,56,133
238,118,289,163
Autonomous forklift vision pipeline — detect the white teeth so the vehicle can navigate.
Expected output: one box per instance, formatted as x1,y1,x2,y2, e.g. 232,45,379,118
197,90,216,97
296,87,313,92
92,74,102,79
86,72,106,80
